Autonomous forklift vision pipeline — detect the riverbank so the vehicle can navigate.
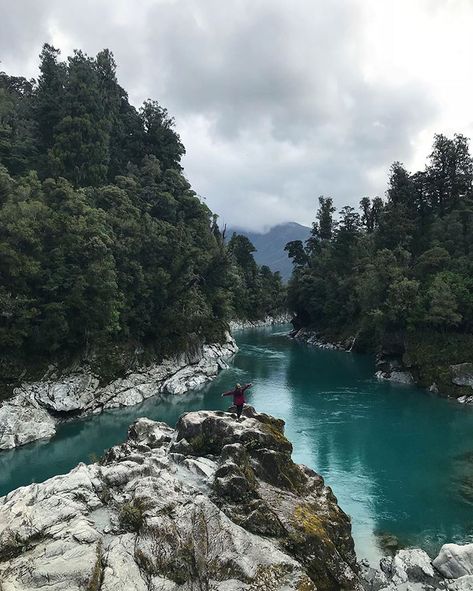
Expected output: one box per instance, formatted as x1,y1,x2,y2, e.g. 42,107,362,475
290,327,473,406
0,407,472,590
229,313,292,331
0,333,237,451
1,325,472,568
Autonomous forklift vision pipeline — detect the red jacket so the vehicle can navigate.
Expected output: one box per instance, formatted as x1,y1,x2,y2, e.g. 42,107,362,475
222,383,251,406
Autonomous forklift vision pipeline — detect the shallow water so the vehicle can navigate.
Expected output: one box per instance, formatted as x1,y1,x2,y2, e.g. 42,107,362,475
1,325,473,563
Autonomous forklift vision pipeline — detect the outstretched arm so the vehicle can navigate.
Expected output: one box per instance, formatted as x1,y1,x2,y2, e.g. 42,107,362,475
242,383,253,392
221,390,234,398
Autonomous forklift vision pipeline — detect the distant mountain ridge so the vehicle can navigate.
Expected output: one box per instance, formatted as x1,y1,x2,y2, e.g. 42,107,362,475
227,222,311,281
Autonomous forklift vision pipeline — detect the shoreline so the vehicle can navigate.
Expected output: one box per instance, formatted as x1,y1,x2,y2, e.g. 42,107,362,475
0,327,472,589
0,333,238,451
0,408,471,590
290,327,473,407
229,313,292,331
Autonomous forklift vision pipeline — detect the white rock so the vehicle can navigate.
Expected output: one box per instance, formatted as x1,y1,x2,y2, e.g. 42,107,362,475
447,574,473,590
34,374,99,412
102,535,149,591
450,364,473,388
433,543,473,579
0,337,238,450
458,395,473,405
0,410,361,591
391,549,435,584
229,314,291,331
377,371,414,384
0,391,56,450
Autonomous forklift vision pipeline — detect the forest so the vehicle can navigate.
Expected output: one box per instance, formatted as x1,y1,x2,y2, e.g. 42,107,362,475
286,134,473,391
0,45,285,377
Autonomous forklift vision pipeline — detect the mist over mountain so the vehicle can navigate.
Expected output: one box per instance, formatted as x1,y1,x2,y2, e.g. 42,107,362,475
227,222,311,281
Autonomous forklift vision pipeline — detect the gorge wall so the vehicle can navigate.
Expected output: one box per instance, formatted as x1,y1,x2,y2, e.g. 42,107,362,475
0,334,237,451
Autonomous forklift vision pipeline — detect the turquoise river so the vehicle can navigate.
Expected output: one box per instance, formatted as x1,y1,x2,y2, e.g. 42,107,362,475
1,325,473,564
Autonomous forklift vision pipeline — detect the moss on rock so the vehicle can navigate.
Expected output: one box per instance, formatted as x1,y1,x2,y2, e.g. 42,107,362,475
292,504,331,544
405,330,473,398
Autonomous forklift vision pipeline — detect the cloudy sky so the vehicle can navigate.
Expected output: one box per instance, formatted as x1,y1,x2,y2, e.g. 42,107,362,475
2,0,473,231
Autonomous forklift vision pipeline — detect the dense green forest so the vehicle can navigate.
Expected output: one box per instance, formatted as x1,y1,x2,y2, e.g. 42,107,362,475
286,134,473,393
0,45,284,379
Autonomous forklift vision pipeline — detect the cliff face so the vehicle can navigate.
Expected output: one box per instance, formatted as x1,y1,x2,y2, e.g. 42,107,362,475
0,407,362,591
0,335,238,451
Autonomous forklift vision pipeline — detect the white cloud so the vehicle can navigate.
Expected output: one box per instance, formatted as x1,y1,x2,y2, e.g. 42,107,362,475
1,0,473,229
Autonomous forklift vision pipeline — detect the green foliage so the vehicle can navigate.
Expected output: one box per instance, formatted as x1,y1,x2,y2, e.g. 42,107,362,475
0,164,234,362
405,331,473,396
0,73,37,176
226,232,286,321
1,44,186,186
0,45,284,387
287,134,473,346
119,499,147,532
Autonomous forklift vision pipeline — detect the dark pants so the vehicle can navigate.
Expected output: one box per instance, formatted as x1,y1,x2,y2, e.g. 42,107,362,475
236,404,244,418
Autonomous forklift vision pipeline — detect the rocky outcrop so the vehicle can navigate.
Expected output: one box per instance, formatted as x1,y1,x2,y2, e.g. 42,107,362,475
289,328,356,351
0,407,362,591
360,544,473,590
0,335,238,451
433,543,473,579
229,313,292,331
450,364,473,404
0,391,56,449
375,367,414,385
450,363,473,389
374,341,414,385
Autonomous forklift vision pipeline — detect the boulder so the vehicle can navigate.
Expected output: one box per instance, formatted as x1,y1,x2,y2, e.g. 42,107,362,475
457,395,473,405
447,575,473,590
450,364,473,389
364,548,446,591
0,391,56,450
433,543,473,579
375,370,414,385
390,549,435,584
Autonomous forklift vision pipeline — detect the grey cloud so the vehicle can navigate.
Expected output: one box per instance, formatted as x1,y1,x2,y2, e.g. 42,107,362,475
0,1,50,73
0,0,439,230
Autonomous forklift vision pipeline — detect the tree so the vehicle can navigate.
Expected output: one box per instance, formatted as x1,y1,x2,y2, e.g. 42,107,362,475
307,196,336,252
425,133,473,215
360,196,383,233
387,162,414,207
284,240,308,268
287,133,473,348
48,50,110,186
140,100,185,172
0,73,37,175
385,278,420,327
425,275,462,329
35,44,66,158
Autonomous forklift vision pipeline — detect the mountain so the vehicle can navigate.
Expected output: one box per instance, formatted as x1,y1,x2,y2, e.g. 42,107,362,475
227,222,311,281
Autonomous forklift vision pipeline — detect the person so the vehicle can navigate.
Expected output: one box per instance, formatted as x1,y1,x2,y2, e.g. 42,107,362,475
221,382,252,419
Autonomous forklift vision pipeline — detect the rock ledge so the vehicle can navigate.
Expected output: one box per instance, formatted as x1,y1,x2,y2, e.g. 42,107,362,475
0,407,361,591
0,334,237,450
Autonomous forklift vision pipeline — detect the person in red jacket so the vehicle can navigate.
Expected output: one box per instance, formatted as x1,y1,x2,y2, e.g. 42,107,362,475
221,382,252,419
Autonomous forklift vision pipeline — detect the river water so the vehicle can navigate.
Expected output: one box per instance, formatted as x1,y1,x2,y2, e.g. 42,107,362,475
1,325,473,563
